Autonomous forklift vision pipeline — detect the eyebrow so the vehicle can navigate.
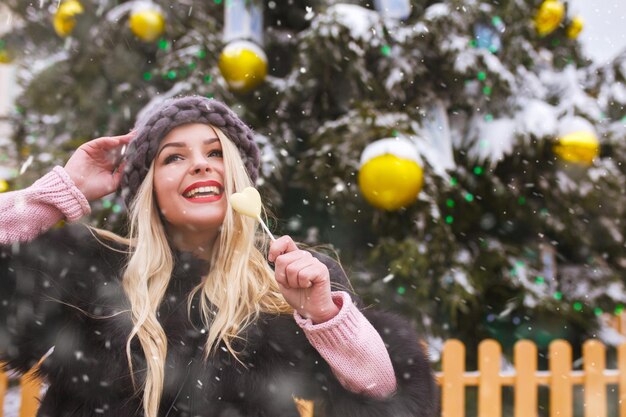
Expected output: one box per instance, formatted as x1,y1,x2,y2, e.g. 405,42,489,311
157,138,219,158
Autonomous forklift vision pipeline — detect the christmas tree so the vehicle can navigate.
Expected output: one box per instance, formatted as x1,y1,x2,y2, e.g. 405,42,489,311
1,0,625,362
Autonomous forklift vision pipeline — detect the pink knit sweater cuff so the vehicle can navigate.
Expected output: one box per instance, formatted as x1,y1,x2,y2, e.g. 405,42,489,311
294,291,398,399
39,166,91,222
0,167,91,244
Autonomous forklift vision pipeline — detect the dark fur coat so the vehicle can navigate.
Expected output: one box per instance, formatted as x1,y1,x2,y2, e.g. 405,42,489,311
0,224,438,417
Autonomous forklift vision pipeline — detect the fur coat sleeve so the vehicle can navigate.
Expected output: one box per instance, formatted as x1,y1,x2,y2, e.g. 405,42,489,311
320,307,439,417
311,253,439,417
0,224,128,372
229,252,440,417
0,226,70,372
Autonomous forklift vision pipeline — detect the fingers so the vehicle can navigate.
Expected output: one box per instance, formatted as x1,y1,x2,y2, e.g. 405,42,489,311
84,132,135,150
102,132,135,143
111,160,127,183
275,252,312,289
116,132,135,142
274,250,328,290
106,132,135,141
79,133,134,170
268,235,299,263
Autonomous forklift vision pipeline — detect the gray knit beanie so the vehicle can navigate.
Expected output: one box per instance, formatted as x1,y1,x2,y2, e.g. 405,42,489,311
121,96,260,207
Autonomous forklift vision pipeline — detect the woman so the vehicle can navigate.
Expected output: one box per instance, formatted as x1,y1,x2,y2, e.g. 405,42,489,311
0,97,437,417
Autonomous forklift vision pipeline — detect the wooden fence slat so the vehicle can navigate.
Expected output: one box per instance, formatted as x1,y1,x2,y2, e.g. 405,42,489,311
0,370,8,417
441,339,465,417
514,340,537,417
478,339,501,417
293,397,314,417
619,313,626,335
550,340,573,417
618,343,626,417
18,370,41,417
583,340,606,417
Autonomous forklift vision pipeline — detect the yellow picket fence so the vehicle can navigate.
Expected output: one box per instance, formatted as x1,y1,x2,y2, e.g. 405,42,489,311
436,339,626,417
1,339,625,417
0,368,40,417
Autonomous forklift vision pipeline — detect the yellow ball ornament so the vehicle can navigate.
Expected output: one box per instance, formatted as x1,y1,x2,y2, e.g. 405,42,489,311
567,16,584,39
219,40,268,93
0,39,11,63
358,138,423,211
553,131,599,166
53,0,84,37
534,0,565,36
129,7,165,42
0,179,8,193
0,50,11,64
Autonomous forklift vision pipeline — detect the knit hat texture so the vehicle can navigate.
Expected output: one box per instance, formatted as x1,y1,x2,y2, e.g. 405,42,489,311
121,96,260,207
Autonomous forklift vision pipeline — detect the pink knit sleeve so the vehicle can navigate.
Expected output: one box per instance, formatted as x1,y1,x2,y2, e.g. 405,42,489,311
293,291,398,399
0,166,91,244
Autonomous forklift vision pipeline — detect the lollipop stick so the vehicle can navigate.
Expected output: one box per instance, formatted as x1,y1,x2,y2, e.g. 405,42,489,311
257,215,276,241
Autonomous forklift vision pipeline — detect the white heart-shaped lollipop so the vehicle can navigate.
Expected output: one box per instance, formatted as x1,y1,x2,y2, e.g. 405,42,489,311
230,187,262,219
230,187,275,241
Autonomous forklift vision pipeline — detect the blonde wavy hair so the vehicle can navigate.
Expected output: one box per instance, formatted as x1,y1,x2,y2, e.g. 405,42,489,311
91,127,292,417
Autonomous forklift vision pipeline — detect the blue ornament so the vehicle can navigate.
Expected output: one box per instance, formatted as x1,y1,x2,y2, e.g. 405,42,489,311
474,17,505,53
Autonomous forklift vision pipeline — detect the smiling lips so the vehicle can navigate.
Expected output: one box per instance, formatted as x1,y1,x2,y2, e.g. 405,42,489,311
182,180,224,203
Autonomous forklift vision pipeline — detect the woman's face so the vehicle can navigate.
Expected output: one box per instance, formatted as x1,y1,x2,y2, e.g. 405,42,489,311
153,123,227,236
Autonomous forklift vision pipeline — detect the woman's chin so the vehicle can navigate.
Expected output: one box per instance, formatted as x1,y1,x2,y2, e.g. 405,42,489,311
183,219,223,233
163,215,222,235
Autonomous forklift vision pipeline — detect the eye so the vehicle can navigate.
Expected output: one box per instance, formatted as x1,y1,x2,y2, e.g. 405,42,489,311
164,154,183,164
208,150,223,158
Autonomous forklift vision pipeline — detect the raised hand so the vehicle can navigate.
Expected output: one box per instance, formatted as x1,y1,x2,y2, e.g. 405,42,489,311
268,235,340,324
64,133,134,201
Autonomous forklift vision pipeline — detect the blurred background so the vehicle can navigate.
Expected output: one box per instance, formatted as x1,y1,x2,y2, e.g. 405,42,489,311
0,1,625,410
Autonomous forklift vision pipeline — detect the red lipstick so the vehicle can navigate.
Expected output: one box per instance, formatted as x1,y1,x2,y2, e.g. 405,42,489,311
182,180,224,203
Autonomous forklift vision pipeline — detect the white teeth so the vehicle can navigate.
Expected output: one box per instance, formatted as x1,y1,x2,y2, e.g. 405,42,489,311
183,186,222,198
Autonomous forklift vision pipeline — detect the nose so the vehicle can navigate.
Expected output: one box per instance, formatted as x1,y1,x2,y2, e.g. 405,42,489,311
190,153,212,175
